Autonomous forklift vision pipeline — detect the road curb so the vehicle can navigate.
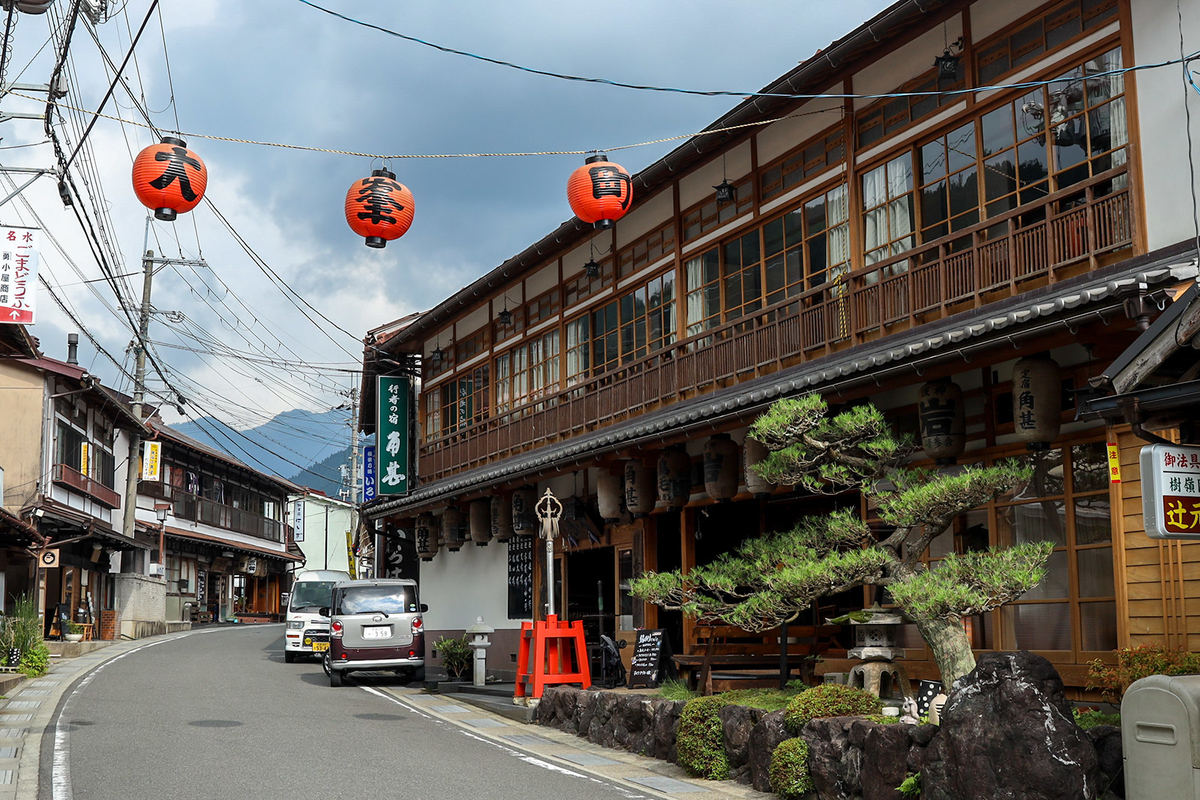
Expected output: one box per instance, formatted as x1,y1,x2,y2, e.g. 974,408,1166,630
378,687,762,800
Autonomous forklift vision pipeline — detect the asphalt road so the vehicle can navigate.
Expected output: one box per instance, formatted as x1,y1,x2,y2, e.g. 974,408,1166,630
40,625,645,800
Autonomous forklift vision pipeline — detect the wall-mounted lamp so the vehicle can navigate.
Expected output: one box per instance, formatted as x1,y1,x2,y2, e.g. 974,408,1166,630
713,153,736,205
584,258,600,278
934,29,964,88
498,293,513,327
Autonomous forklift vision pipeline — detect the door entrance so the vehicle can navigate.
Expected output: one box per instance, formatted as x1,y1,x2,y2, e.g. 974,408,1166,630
565,547,615,642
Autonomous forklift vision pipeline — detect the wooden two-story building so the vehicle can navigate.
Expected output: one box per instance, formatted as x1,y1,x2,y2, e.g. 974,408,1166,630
360,0,1200,690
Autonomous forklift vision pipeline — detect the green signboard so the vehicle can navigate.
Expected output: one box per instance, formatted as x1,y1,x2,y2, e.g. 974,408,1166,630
376,375,411,496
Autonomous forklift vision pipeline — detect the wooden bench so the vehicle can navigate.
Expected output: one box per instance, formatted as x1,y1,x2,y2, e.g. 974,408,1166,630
673,624,841,694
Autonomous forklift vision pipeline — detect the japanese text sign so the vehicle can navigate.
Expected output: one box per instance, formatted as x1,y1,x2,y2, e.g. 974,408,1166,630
362,445,377,503
1106,443,1121,484
375,376,411,496
141,441,162,482
292,499,305,543
1141,444,1200,539
0,226,39,324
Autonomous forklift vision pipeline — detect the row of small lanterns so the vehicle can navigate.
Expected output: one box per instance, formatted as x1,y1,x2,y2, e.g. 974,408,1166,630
918,354,1062,463
131,137,634,250
412,433,772,561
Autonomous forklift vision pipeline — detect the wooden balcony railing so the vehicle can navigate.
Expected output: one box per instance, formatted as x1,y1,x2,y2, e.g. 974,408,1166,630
417,170,1134,484
52,463,121,509
142,481,283,543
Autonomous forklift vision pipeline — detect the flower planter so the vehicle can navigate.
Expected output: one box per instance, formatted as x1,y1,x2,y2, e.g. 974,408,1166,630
64,633,83,642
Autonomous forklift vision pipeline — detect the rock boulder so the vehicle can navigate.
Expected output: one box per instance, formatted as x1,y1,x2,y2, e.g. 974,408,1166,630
748,710,792,793
922,651,1101,800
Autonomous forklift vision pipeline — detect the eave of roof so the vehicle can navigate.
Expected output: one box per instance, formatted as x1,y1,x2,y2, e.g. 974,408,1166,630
364,241,1199,518
159,525,302,562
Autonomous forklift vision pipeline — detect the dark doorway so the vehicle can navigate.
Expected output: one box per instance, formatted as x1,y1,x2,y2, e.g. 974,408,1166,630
565,547,614,642
655,510,684,656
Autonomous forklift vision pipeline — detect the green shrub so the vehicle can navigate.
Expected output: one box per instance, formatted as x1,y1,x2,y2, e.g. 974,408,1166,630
719,686,804,712
897,772,921,798
1074,707,1121,730
18,642,49,678
769,737,813,799
677,696,732,780
7,594,41,657
1087,645,1200,702
783,683,882,735
433,635,473,679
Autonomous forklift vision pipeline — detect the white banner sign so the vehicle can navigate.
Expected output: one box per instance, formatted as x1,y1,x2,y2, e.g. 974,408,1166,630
292,499,305,542
0,226,39,325
141,441,162,482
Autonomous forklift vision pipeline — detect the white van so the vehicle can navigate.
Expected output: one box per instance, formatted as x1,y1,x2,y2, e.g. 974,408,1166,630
284,570,352,663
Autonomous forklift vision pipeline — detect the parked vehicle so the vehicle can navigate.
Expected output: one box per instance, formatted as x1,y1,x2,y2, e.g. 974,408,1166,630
321,578,426,686
284,570,352,663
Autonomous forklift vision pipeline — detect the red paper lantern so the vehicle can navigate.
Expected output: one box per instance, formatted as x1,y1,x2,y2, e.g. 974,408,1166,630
131,136,208,222
567,154,633,229
344,168,415,249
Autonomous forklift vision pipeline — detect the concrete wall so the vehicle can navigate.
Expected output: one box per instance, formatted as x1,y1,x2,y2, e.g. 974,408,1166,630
1131,0,1200,251
114,573,165,638
0,361,43,511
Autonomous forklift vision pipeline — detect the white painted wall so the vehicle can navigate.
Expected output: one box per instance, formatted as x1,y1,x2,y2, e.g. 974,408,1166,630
615,188,673,247
419,540,518,631
679,140,751,208
1131,0,1200,251
290,494,354,573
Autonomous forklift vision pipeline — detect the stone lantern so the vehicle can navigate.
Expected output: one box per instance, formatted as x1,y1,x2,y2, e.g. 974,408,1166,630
465,616,494,689
844,605,913,701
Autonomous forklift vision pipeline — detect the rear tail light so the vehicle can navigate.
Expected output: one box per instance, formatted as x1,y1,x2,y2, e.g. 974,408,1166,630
409,650,416,658
330,620,344,639
411,616,423,633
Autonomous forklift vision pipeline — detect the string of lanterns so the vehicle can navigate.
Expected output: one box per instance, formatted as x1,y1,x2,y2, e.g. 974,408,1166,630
131,139,634,251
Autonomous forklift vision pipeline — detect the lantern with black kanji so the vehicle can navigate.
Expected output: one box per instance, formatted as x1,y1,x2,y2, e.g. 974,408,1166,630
132,136,208,222
744,436,778,498
597,470,623,523
469,498,492,547
624,458,657,518
511,486,537,534
415,513,440,561
344,167,415,248
704,433,740,502
918,379,965,464
490,493,514,542
1012,354,1062,449
657,446,691,507
567,154,633,229
441,505,466,551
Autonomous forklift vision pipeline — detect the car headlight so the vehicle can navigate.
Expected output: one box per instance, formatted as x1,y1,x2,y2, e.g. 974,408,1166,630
287,620,304,629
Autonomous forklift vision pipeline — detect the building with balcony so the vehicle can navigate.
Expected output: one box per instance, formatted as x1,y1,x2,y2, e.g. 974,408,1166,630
360,0,1200,690
0,334,150,637
135,420,302,626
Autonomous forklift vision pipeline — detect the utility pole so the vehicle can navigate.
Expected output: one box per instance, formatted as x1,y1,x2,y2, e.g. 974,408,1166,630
348,386,360,570
121,245,154,554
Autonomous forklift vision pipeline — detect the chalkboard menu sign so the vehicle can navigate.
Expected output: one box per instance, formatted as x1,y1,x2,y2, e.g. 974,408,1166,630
628,629,674,689
507,535,534,619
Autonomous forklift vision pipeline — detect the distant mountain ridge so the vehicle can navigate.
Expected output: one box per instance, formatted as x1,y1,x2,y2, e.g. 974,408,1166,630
170,408,354,495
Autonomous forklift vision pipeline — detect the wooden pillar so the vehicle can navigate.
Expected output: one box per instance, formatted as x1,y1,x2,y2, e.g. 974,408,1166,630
641,516,657,630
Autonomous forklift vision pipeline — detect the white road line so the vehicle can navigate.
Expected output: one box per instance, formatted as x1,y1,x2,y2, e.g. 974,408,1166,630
51,636,186,800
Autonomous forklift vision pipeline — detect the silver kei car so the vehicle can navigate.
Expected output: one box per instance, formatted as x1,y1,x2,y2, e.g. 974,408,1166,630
321,578,426,687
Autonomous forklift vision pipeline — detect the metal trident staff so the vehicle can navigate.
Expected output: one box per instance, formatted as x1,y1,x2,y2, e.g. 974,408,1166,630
535,489,562,617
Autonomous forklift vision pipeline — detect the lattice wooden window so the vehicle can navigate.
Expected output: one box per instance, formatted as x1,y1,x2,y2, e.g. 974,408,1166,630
617,221,676,278
975,0,1118,87
760,127,845,202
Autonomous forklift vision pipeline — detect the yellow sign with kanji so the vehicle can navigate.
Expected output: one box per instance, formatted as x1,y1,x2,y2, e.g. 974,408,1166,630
1106,442,1121,483
1142,444,1200,539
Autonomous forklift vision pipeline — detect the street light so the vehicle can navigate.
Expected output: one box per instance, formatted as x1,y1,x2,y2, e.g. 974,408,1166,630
155,503,170,577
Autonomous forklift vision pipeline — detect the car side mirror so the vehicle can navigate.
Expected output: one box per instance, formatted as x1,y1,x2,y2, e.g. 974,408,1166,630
318,607,330,618
420,603,429,613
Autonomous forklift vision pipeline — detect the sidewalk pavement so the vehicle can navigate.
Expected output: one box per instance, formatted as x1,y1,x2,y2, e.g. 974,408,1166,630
379,686,762,800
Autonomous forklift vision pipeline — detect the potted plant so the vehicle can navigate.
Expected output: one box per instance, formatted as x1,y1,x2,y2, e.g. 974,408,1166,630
433,635,473,682
64,621,84,642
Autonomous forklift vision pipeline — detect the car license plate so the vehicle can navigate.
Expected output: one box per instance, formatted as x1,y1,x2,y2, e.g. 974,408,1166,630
362,625,392,639
312,642,329,652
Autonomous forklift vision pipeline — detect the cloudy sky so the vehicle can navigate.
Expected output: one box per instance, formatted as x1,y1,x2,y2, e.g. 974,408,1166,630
4,0,889,446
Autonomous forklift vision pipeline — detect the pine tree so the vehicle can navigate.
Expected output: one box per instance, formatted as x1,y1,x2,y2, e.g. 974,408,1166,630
630,393,1052,690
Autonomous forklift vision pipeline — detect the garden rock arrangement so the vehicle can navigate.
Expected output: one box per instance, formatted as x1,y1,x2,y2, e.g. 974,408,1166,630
536,651,1123,800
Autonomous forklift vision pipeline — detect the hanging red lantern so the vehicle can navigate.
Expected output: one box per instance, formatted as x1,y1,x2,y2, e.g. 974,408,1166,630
131,136,208,222
567,154,633,229
344,168,415,248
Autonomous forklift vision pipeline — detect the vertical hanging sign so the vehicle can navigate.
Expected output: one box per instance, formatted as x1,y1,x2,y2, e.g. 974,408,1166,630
362,445,377,503
0,226,39,324
376,376,411,496
141,441,162,482
292,499,305,543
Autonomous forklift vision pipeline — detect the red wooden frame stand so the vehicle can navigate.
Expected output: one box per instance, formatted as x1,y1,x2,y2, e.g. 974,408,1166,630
514,615,592,704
